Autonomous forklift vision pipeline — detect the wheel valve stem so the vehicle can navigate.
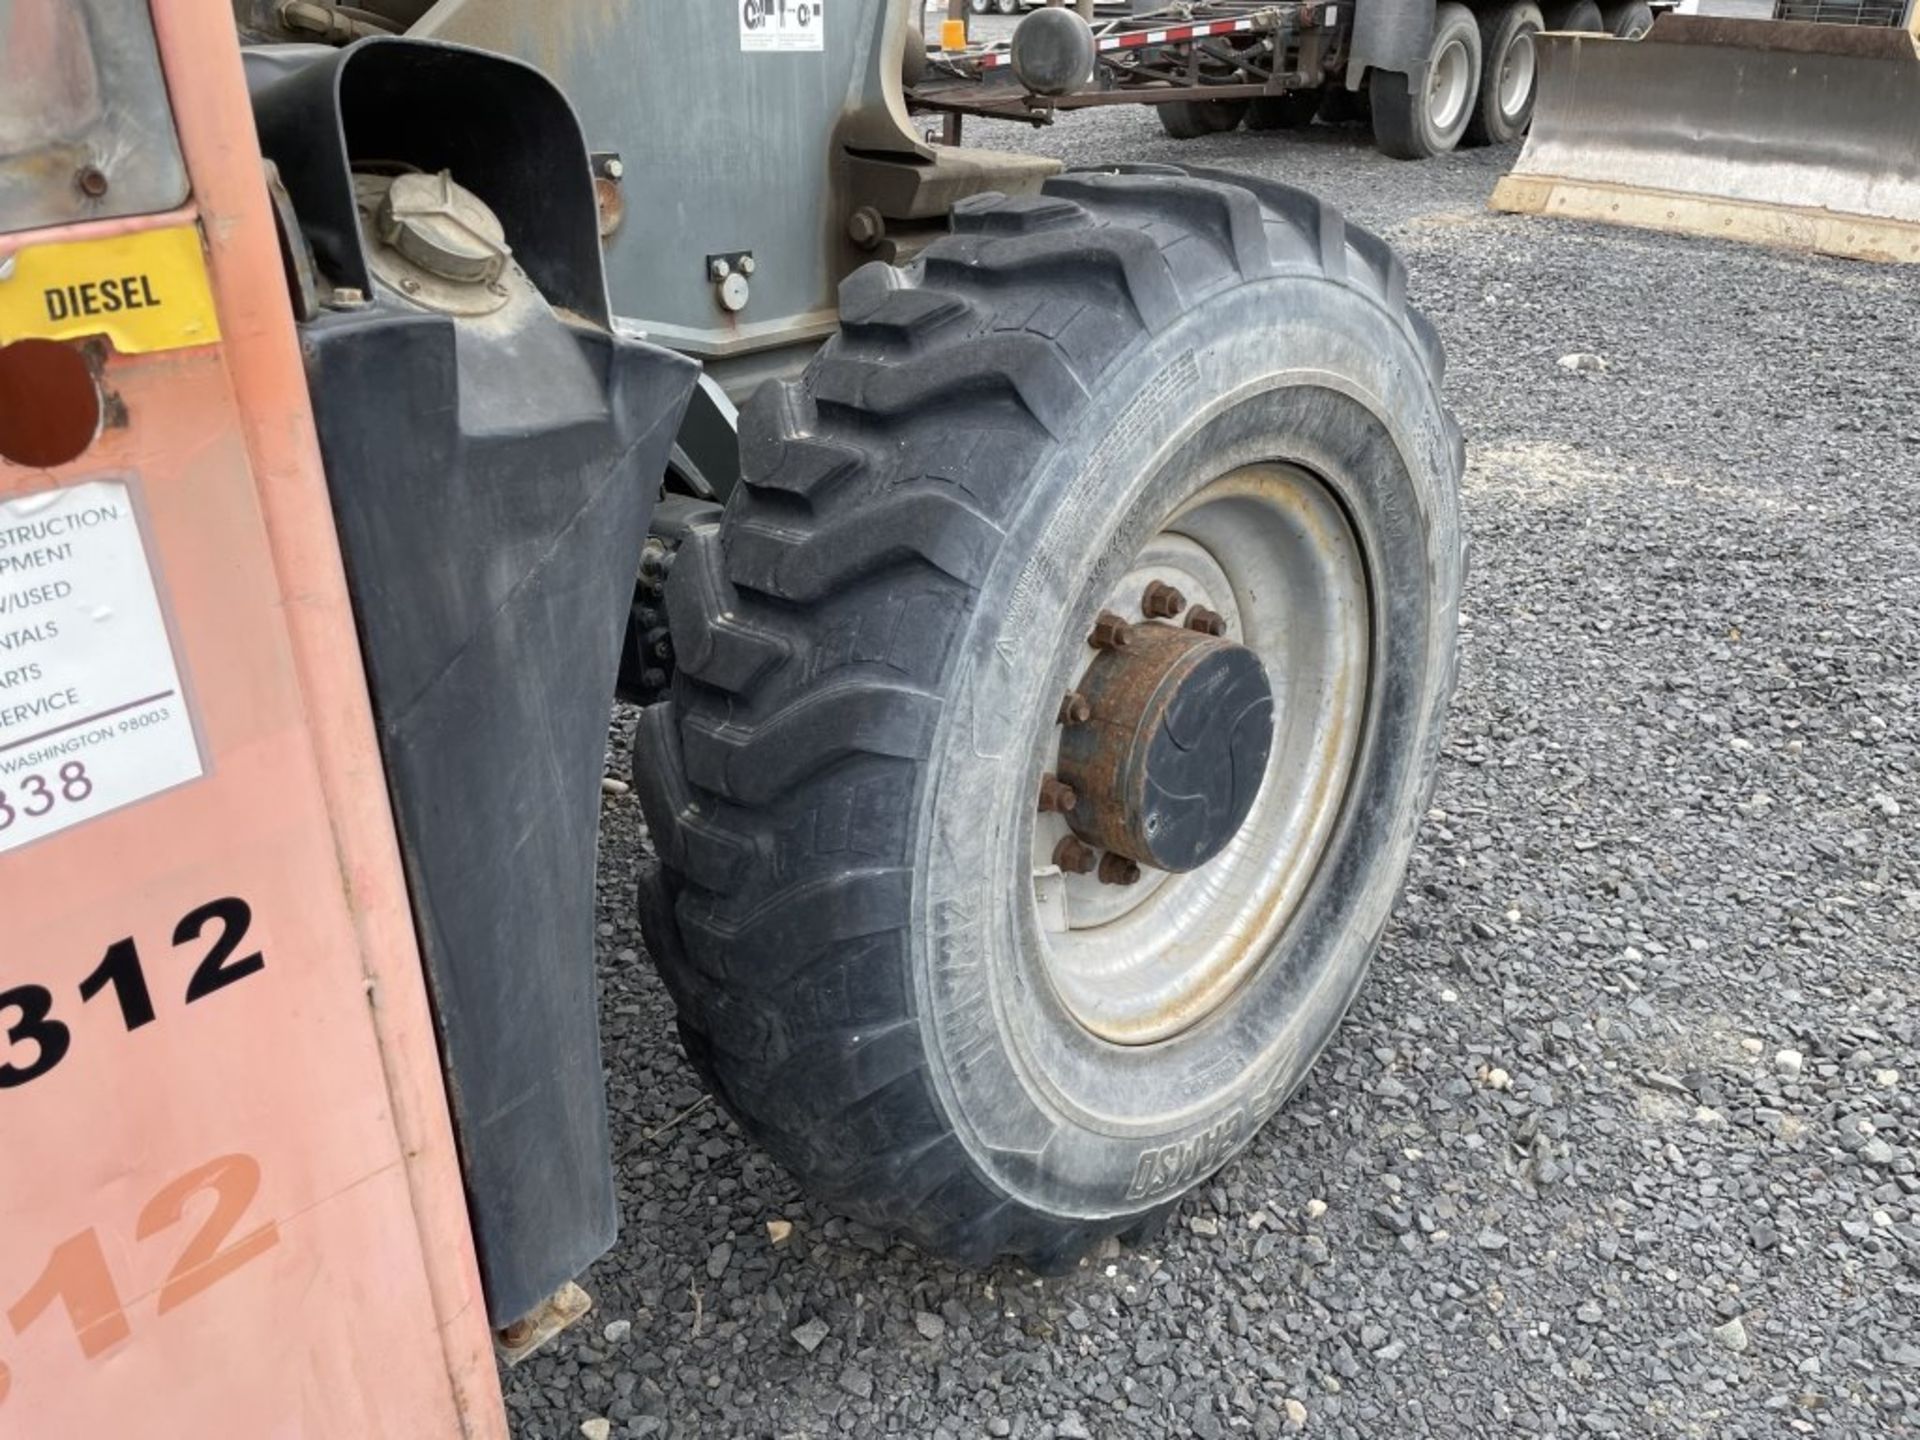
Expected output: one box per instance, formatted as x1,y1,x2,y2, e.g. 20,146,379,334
1185,606,1227,637
1037,773,1077,813
1090,611,1133,649
1053,835,1098,874
1057,691,1091,725
1097,853,1142,886
1141,580,1186,619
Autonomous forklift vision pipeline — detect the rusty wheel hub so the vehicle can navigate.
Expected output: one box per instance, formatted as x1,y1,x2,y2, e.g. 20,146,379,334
1056,620,1274,873
1026,462,1372,1046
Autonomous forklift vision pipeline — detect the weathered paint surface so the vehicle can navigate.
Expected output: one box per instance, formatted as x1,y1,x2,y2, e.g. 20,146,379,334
0,2,506,1435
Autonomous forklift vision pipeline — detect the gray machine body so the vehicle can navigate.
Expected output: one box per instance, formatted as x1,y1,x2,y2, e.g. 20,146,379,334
411,0,1054,494
408,0,1437,361
414,0,923,368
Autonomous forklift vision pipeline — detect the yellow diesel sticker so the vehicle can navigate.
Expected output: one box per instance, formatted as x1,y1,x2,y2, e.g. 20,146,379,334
0,224,220,354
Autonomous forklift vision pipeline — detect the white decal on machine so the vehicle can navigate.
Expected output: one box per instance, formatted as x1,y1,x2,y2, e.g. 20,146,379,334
0,479,202,854
740,0,825,52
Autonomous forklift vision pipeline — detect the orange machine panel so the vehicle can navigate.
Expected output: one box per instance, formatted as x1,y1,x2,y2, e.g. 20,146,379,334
0,2,507,1435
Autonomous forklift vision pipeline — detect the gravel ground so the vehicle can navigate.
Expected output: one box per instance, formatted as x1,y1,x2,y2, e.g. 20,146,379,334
505,49,1920,1440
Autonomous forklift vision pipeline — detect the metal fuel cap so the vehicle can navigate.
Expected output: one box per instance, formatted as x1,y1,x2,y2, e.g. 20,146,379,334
376,169,510,285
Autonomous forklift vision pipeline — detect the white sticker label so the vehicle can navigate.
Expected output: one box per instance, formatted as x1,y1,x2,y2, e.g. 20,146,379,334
740,0,824,51
0,479,202,854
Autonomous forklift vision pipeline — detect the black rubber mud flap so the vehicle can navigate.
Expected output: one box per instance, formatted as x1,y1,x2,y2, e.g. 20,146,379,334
248,39,699,1326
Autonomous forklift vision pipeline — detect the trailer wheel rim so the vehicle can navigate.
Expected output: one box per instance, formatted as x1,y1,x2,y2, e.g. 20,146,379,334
1497,28,1536,122
1027,462,1371,1046
1428,35,1473,136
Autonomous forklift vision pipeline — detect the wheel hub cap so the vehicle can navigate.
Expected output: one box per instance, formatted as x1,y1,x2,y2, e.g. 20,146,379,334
1057,622,1274,872
1026,463,1372,1046
1428,38,1471,133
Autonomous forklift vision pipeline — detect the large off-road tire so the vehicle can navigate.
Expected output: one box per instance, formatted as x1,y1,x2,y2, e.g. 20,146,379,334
634,167,1464,1269
1156,98,1250,139
1370,1,1483,158
1463,0,1544,147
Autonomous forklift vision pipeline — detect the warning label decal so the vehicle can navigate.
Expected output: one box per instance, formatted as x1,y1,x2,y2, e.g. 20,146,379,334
0,225,220,355
0,479,203,854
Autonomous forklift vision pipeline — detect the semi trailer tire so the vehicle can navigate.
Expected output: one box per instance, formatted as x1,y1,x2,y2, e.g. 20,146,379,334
1244,89,1323,130
1157,98,1250,139
1463,0,1544,147
1542,0,1605,29
633,168,1464,1269
1599,0,1653,35
1370,2,1483,158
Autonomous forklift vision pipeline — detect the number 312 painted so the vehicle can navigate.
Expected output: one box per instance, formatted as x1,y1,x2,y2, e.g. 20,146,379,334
0,895,277,1407
1,895,264,1090
0,1152,280,1407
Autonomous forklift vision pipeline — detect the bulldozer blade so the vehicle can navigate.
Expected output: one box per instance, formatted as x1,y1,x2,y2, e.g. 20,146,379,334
1490,15,1920,264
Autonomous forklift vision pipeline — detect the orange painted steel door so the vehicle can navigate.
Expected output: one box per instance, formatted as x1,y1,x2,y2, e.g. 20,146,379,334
0,1,507,1434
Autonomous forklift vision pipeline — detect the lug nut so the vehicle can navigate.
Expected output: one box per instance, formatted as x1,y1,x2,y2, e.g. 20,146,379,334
1037,773,1077,813
1141,579,1186,619
1089,610,1133,650
1057,690,1091,725
1185,605,1227,637
1097,853,1142,886
1053,835,1097,874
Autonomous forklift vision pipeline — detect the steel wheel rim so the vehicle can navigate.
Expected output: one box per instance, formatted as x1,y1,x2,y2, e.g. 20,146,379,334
1428,36,1473,135
1026,463,1372,1046
1498,29,1536,120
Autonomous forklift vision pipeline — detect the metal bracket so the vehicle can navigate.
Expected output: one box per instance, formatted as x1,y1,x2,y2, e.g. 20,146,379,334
706,250,756,313
704,249,755,281
493,1280,594,1367
589,151,625,238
